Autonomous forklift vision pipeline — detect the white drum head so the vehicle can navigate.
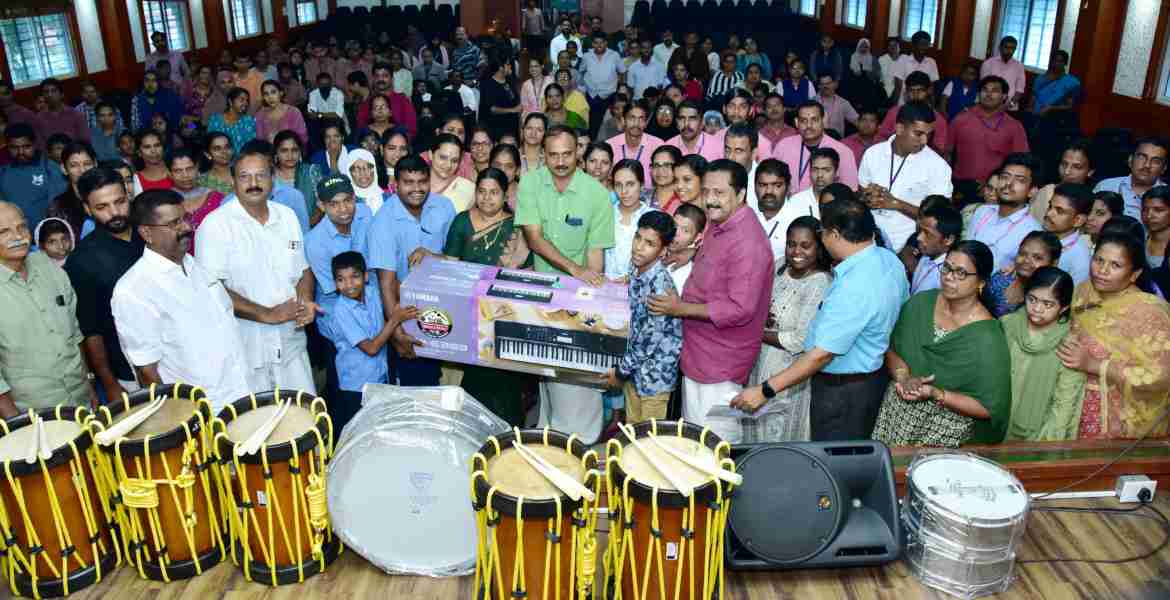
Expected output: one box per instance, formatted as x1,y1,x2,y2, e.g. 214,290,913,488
0,421,82,461
910,455,1027,521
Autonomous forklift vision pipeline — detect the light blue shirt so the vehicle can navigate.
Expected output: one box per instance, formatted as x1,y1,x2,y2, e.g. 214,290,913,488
1058,231,1092,285
806,244,908,374
1094,175,1164,221
580,48,626,99
223,181,310,232
367,193,455,280
305,205,372,336
330,284,389,392
965,204,1043,270
910,253,944,295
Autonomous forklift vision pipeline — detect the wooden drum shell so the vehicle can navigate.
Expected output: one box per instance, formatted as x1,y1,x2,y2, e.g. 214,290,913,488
488,509,581,600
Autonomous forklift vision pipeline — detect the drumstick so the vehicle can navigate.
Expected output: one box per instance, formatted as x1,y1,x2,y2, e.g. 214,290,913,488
237,400,290,456
25,414,41,464
37,414,53,461
645,432,742,486
617,423,692,497
95,394,166,445
512,440,596,502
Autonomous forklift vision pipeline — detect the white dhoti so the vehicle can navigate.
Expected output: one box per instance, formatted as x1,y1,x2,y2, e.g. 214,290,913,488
538,380,603,444
682,376,743,444
246,349,317,396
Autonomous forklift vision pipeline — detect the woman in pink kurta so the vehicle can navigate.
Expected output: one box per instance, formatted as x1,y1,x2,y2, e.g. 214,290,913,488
519,58,553,121
255,80,309,145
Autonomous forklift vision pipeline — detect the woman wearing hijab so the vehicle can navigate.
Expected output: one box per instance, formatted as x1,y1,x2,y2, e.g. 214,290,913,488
846,39,883,108
338,148,386,214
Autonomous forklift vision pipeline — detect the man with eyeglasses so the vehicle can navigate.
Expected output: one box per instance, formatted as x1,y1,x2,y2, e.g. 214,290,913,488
196,141,320,394
731,196,907,441
1094,137,1169,220
112,189,249,412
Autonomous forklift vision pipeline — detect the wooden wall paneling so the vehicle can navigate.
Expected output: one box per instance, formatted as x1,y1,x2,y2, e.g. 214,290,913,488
1073,0,1135,135
942,0,976,75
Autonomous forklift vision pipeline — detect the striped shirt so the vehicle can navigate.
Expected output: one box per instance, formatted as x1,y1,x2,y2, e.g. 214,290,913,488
706,70,744,101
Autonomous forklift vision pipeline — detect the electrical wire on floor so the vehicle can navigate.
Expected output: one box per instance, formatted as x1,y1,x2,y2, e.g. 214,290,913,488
1019,491,1170,564
1031,402,1170,502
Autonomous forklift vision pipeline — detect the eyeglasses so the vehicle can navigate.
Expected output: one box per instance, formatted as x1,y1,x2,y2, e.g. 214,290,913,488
940,263,975,281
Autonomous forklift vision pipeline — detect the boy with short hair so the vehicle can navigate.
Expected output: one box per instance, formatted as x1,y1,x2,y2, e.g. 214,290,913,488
604,211,684,423
668,203,706,291
1042,182,1093,283
327,251,418,433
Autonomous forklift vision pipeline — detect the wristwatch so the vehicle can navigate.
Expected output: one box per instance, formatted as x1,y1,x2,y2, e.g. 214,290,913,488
761,380,777,400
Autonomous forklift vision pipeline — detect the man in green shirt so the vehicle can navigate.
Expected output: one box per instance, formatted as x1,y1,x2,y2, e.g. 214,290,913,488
0,201,92,417
516,124,615,284
516,124,616,443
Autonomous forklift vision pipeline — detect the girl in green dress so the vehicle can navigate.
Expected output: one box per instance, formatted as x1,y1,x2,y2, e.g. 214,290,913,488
443,168,533,425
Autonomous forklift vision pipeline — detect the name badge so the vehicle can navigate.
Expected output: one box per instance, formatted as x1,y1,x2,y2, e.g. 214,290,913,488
289,240,301,251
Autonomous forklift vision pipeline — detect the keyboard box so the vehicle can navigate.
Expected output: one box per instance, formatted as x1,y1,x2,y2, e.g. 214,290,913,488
400,257,631,380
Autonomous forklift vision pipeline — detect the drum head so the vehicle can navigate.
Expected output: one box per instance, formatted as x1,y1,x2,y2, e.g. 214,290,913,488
727,446,842,565
111,397,198,439
618,436,713,492
224,404,316,445
487,446,585,500
909,454,1028,522
0,420,82,461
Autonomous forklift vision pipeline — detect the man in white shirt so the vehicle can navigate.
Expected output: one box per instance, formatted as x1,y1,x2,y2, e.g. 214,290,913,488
653,29,678,69
580,33,627,136
444,70,479,114
1042,183,1094,284
894,31,939,104
548,17,579,65
879,37,904,101
723,123,762,210
307,71,349,134
787,148,838,214
195,142,320,394
910,204,963,294
754,159,819,262
627,40,669,100
858,102,953,252
112,189,250,412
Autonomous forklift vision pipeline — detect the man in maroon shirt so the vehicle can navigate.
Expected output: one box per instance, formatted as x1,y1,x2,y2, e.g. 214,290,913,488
0,81,36,130
877,70,948,156
356,63,417,139
947,75,1029,184
648,159,773,443
33,79,89,150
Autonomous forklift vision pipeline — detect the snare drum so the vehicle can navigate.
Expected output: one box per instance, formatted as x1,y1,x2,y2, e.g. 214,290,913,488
903,452,1029,599
0,406,118,598
212,390,340,586
471,428,602,600
605,420,735,600
90,383,223,582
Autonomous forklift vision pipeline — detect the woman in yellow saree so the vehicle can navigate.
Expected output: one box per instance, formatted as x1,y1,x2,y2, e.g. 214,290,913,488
1056,232,1170,439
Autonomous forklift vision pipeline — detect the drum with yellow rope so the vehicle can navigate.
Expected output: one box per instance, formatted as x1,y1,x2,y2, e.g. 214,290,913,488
604,420,736,600
211,389,340,586
471,427,602,600
0,405,119,598
89,383,224,582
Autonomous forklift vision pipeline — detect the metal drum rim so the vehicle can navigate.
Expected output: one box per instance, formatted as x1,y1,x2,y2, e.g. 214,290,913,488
906,452,1031,527
606,419,727,509
472,427,598,520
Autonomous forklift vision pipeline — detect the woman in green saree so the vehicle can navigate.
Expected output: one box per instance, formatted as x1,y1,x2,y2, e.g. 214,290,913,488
872,241,1013,448
443,168,533,425
1000,266,1086,440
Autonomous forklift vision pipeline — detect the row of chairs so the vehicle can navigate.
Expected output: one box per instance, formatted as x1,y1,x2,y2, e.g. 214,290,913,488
630,0,799,37
325,3,461,40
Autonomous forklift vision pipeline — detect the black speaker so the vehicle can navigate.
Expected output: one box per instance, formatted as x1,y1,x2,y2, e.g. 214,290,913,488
725,441,902,570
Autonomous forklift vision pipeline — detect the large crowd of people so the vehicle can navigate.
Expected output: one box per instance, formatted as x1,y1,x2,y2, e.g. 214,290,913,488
0,6,1168,449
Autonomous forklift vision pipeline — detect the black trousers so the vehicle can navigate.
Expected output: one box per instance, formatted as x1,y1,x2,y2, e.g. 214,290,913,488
587,94,610,139
809,370,888,441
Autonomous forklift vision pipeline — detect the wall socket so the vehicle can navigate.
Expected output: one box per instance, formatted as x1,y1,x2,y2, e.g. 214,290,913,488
1115,475,1157,503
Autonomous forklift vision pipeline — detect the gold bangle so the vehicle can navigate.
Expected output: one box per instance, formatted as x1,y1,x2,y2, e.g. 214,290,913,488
935,388,946,405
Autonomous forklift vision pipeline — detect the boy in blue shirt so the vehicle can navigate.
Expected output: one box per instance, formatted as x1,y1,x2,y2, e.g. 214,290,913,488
327,251,417,434
604,211,683,423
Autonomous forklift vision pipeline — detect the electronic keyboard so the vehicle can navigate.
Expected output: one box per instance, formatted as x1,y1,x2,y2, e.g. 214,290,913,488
495,321,626,374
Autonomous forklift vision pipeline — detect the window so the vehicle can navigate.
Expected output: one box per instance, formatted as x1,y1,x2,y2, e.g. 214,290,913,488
0,13,77,86
798,0,817,18
229,0,261,38
142,1,189,52
295,0,318,26
996,0,1059,69
843,0,867,29
901,0,940,43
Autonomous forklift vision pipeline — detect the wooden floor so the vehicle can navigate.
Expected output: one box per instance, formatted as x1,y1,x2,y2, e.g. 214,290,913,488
6,497,1170,600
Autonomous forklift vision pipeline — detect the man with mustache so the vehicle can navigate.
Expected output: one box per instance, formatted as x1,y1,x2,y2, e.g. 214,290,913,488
648,159,773,443
753,158,818,262
65,167,145,404
665,99,722,162
196,143,319,394
1094,137,1169,219
356,62,417,139
0,201,93,416
111,190,250,412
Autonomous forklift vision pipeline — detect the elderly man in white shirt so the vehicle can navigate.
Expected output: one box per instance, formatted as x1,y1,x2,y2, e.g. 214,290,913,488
112,189,250,411
627,40,669,100
195,143,320,394
858,102,953,253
